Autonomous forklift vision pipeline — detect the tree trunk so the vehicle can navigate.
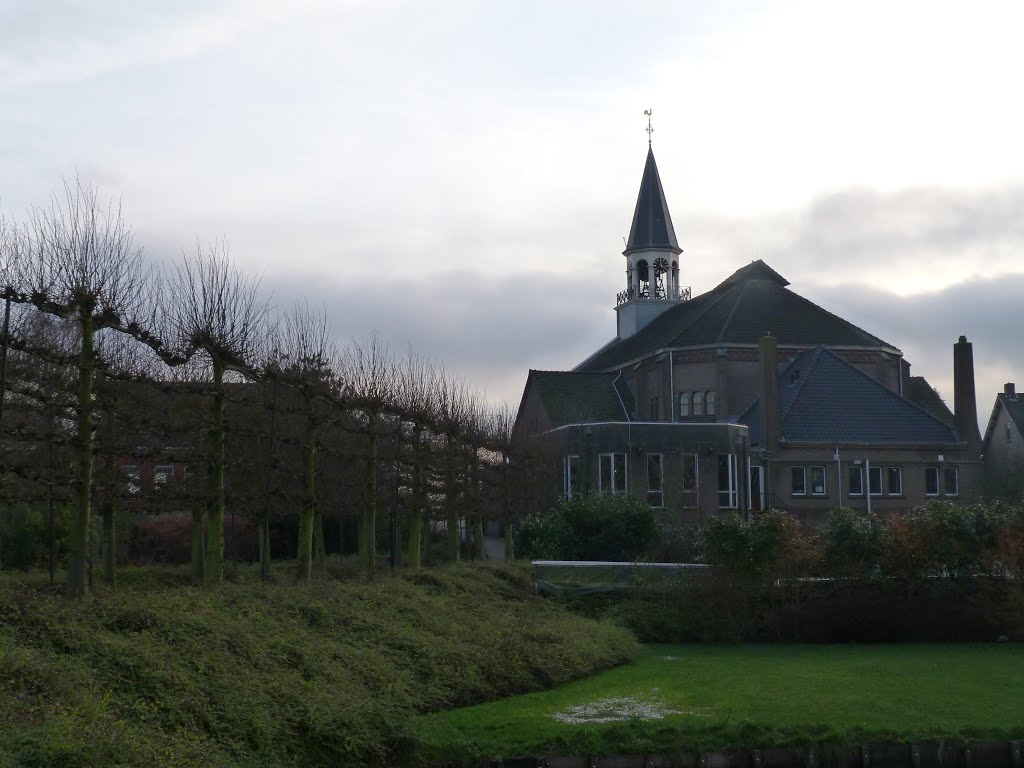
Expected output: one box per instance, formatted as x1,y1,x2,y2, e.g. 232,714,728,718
406,423,424,571
503,454,514,561
359,410,378,575
471,447,485,560
205,358,226,587
101,501,116,588
445,433,459,561
296,401,317,581
68,315,95,597
191,503,206,582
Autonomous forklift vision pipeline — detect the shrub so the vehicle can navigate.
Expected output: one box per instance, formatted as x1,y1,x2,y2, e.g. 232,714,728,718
516,493,659,561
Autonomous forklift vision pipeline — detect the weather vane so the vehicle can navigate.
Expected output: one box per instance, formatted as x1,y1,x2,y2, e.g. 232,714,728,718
644,108,653,146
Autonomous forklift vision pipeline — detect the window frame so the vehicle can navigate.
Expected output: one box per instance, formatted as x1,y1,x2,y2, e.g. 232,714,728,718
682,453,698,492
791,465,807,496
944,466,959,497
647,453,664,508
924,466,939,496
868,465,883,497
599,452,627,495
887,465,903,496
678,392,689,418
705,390,716,417
848,465,864,497
563,454,580,498
718,453,738,509
810,465,827,496
692,391,704,417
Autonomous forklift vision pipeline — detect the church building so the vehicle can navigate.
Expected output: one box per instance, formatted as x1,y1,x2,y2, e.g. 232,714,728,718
513,142,984,523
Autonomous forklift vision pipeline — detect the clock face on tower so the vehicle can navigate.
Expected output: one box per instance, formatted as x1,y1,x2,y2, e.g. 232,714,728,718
653,257,669,275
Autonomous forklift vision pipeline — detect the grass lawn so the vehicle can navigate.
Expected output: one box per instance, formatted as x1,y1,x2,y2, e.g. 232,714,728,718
411,643,1024,763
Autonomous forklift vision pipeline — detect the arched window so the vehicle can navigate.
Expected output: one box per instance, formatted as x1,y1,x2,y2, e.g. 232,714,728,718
636,259,649,282
706,390,716,416
678,391,689,418
693,390,704,417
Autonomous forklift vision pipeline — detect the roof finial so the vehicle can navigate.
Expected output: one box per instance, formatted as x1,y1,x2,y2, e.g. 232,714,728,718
644,108,654,147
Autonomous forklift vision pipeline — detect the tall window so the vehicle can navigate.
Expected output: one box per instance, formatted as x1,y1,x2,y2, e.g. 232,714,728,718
599,453,627,495
122,464,140,495
791,466,807,496
682,454,698,492
718,454,738,508
925,466,939,496
563,455,579,498
706,391,716,417
693,391,704,417
678,392,690,418
649,396,659,420
848,465,864,496
868,465,883,496
887,466,903,496
810,465,827,496
944,466,959,497
647,454,664,507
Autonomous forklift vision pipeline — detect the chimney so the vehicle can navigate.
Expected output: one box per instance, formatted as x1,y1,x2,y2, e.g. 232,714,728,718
758,333,780,451
1005,382,1017,400
953,335,981,455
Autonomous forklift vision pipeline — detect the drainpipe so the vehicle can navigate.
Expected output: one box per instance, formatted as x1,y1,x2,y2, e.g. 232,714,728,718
834,448,842,508
865,459,872,515
669,351,675,421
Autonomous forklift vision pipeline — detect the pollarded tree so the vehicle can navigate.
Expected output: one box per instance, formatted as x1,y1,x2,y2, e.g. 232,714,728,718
397,348,439,571
11,180,156,596
274,300,339,581
344,334,397,576
170,242,270,586
433,371,474,561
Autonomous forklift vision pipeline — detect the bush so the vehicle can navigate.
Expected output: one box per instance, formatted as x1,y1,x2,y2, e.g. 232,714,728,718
516,493,659,561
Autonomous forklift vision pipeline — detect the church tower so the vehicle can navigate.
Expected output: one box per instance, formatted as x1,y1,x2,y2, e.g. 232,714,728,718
614,142,688,340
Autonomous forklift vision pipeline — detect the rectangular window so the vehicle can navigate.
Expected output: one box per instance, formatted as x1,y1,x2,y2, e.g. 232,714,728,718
944,466,959,497
868,465,883,496
599,453,627,495
887,466,903,496
810,465,827,496
154,464,175,485
647,454,664,507
791,466,807,496
718,454,737,508
563,455,579,497
848,465,864,496
682,454,698,492
925,466,939,496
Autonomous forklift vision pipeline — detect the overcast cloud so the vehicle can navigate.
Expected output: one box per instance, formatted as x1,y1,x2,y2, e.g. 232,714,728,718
2,1,1023,429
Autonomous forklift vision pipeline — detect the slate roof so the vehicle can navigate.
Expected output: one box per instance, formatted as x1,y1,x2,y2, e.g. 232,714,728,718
526,370,634,428
624,147,681,256
739,347,963,446
983,390,1024,449
577,260,897,372
904,376,955,426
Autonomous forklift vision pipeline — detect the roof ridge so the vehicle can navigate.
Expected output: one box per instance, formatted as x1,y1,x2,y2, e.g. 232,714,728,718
786,289,895,351
715,280,751,344
666,282,740,347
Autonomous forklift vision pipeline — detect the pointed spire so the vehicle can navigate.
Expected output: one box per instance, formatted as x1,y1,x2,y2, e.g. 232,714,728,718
623,147,681,256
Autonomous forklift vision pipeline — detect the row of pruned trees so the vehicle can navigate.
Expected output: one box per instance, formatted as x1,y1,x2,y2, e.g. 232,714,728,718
0,179,547,596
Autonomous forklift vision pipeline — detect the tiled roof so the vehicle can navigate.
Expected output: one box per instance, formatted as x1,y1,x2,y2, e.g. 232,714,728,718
740,347,962,446
577,260,896,372
624,147,681,255
904,376,955,426
983,390,1024,449
527,370,633,428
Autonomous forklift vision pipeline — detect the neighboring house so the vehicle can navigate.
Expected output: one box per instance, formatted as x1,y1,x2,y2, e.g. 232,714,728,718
982,383,1024,497
513,143,984,521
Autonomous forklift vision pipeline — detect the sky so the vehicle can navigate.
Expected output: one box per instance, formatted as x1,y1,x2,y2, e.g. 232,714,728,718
2,0,1023,428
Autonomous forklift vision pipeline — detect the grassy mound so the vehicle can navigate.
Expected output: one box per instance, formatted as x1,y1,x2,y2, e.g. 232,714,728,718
413,643,1024,763
0,562,636,767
